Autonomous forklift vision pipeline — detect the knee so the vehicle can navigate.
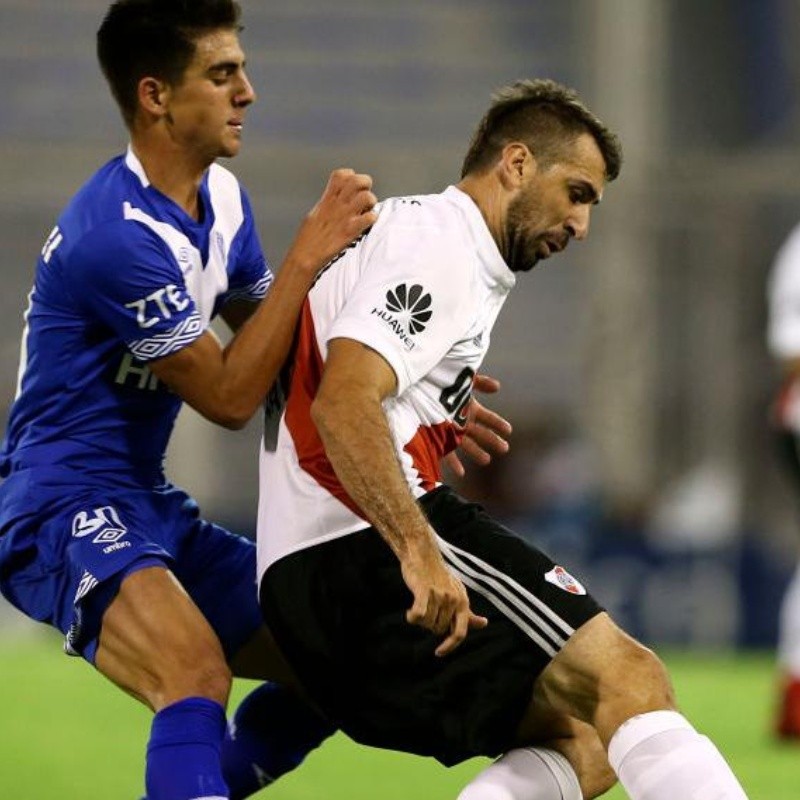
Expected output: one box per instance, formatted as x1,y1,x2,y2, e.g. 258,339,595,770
579,759,617,799
155,645,233,709
605,639,674,709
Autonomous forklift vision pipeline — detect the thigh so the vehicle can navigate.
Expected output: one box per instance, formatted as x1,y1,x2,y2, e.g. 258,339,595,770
171,518,264,664
0,474,174,661
95,564,231,711
260,487,605,765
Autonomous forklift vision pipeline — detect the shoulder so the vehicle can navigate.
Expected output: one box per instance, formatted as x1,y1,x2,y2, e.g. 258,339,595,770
373,191,474,261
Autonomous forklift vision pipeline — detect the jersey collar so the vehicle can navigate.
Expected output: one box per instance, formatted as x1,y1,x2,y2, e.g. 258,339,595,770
444,185,515,290
125,146,150,188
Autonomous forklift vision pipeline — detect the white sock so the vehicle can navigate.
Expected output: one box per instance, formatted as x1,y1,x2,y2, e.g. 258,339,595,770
778,561,800,677
457,747,581,800
608,710,748,799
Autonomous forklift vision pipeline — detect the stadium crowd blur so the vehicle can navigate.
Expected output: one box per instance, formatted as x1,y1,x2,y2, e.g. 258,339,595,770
1,0,800,659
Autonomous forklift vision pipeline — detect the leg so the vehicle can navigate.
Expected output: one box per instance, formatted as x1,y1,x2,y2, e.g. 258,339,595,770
221,626,335,799
458,715,614,800
528,612,749,799
176,521,336,799
96,565,232,800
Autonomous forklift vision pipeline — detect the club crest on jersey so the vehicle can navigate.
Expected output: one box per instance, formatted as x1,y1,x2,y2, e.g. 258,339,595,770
371,283,432,351
544,565,586,595
72,505,128,546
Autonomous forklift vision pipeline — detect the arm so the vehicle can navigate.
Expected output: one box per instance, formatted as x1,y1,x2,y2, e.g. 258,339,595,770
150,169,377,429
218,298,259,333
311,337,487,656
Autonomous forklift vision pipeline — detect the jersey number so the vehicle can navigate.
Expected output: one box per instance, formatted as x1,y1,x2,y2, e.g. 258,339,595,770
439,367,475,426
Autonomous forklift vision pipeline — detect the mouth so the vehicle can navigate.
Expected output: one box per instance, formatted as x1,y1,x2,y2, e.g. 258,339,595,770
228,120,244,134
543,236,568,258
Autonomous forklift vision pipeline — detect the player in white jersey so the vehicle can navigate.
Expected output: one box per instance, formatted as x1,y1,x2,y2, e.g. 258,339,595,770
258,187,512,571
767,221,800,740
258,80,751,799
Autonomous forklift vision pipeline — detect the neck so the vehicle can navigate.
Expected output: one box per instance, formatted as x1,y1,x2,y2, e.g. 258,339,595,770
129,135,209,220
456,175,510,261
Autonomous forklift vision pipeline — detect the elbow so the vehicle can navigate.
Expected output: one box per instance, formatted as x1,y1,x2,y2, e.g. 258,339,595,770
216,413,250,431
310,393,335,439
204,396,255,431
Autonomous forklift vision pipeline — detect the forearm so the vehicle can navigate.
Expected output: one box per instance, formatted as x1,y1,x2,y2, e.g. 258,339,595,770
215,255,316,420
311,391,438,561
150,168,377,429
152,255,317,429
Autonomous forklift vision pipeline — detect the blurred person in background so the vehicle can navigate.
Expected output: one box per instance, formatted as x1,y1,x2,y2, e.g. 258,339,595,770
257,78,750,800
766,221,800,741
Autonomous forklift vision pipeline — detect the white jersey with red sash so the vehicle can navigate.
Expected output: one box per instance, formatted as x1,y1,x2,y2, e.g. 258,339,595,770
257,186,515,580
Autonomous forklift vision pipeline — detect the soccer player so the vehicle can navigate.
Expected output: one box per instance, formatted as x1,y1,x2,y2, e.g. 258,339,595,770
767,221,800,740
0,6,510,797
0,2,377,799
256,79,751,799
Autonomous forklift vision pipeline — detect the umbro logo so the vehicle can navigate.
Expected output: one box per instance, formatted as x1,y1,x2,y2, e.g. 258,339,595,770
385,284,432,334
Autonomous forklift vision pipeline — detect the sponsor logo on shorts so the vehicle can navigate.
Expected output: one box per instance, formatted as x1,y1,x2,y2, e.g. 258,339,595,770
72,505,128,546
544,565,586,596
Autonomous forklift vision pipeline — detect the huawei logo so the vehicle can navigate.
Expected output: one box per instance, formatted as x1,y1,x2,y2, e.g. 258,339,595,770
385,284,432,334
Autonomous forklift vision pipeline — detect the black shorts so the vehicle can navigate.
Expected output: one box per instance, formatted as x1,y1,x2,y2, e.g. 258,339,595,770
259,486,603,766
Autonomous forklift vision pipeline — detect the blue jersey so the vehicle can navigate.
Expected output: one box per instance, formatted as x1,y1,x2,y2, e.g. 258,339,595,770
0,148,272,483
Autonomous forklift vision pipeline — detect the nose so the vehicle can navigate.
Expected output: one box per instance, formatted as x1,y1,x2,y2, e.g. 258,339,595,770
236,70,257,106
566,205,591,241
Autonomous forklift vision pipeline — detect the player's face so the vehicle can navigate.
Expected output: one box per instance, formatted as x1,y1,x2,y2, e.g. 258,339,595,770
505,133,606,273
163,29,256,162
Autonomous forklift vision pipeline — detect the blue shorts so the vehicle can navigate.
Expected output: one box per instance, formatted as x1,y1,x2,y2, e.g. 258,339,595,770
0,466,261,664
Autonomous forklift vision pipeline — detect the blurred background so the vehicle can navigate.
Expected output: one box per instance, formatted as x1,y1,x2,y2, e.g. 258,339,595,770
1,0,799,652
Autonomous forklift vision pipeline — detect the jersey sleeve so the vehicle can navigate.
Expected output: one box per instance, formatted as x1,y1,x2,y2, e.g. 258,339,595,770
325,225,474,395
769,226,800,359
70,220,204,361
223,189,274,304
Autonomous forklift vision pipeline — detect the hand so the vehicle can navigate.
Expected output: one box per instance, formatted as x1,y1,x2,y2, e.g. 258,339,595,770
288,168,378,274
445,374,512,478
401,539,488,657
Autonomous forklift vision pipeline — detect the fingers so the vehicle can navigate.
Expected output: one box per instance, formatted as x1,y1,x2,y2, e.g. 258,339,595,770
442,451,466,478
325,168,378,236
461,424,509,462
470,398,513,439
435,611,489,658
292,169,378,270
454,398,512,468
405,577,487,657
473,373,501,395
406,588,456,635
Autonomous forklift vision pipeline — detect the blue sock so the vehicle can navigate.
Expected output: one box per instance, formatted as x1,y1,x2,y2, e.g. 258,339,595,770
222,682,335,799
146,697,229,800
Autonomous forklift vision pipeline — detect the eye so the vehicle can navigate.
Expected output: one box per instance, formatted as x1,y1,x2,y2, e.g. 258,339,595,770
569,186,592,205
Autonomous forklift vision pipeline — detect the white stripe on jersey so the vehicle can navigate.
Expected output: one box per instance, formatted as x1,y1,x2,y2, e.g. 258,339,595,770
437,536,574,656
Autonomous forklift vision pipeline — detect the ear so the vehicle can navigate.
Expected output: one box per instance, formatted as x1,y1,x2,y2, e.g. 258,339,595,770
137,76,170,118
497,142,535,189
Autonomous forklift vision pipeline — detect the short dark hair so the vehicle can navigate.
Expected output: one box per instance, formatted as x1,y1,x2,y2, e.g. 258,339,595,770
97,0,242,127
461,78,622,182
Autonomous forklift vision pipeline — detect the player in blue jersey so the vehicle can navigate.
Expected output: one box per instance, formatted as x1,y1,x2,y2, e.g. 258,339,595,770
0,2,376,799
0,2,511,798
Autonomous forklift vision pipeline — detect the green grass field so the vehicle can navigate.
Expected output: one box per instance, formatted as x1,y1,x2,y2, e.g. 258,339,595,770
1,631,797,798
